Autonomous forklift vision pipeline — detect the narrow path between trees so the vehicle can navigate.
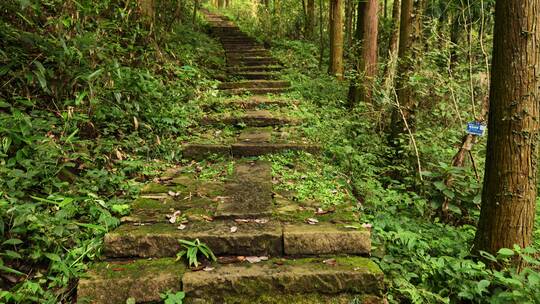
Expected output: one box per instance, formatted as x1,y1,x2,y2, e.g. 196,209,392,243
77,11,384,304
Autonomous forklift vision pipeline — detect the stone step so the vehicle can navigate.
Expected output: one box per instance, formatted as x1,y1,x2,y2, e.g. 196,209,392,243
227,65,283,72
103,220,283,258
184,257,384,303
218,80,290,90
200,110,297,127
77,258,185,304
232,71,280,80
78,256,384,304
222,45,266,51
226,50,271,57
228,57,279,66
200,96,292,110
221,87,290,95
182,142,320,159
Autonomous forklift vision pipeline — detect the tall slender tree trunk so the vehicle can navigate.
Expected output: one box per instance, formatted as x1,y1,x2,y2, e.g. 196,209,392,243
138,0,155,25
318,0,325,68
345,0,354,49
474,0,540,257
306,0,315,38
347,0,379,105
388,0,417,144
328,0,344,79
387,0,400,60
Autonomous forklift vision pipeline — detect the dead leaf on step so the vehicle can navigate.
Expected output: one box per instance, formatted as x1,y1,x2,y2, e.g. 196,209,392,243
315,207,335,215
361,223,373,230
168,191,181,197
177,224,187,230
203,267,215,272
218,256,241,264
245,256,268,264
306,218,319,225
202,215,214,222
234,219,250,223
167,210,182,224
323,258,337,266
237,256,246,262
212,196,230,203
230,226,238,233
254,218,269,224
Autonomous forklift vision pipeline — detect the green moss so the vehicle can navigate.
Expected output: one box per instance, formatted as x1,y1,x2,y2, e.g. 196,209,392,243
90,258,184,280
218,293,357,304
279,256,382,274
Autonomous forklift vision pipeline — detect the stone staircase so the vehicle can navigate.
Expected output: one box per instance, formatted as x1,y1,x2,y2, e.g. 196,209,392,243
77,11,384,304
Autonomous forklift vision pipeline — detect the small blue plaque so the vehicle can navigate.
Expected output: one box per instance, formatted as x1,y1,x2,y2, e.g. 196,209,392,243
466,122,486,136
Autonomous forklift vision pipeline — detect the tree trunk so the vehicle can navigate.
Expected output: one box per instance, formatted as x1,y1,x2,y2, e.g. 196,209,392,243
218,0,225,8
306,0,315,39
347,0,378,105
388,0,416,144
474,0,540,257
387,0,400,61
345,0,354,49
318,0,325,68
328,0,344,79
138,0,155,25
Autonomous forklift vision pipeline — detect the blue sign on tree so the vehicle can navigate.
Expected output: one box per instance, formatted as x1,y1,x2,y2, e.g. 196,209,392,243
466,122,486,136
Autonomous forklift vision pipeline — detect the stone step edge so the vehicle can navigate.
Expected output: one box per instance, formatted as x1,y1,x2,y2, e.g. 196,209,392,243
181,142,321,159
102,221,370,258
77,256,384,304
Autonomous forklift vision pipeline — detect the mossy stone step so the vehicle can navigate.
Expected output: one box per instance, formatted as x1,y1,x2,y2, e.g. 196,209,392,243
226,50,271,57
222,87,290,95
227,65,283,72
216,160,273,219
104,220,283,258
200,110,297,127
228,58,279,66
218,80,290,90
183,257,384,303
77,258,184,304
200,96,292,110
182,142,320,159
232,71,279,80
78,257,384,304
284,223,371,255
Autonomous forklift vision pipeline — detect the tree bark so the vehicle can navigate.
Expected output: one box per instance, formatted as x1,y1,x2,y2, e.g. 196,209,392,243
388,0,416,144
347,0,378,105
345,0,354,49
328,0,344,79
306,0,315,39
318,0,325,68
474,0,540,257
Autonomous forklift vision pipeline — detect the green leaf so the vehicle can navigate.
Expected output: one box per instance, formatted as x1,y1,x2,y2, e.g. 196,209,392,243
2,239,23,246
497,248,514,257
44,252,62,262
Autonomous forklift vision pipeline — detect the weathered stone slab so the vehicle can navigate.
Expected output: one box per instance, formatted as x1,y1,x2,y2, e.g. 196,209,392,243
284,223,371,255
231,142,320,157
77,258,184,304
233,71,279,80
185,293,383,304
182,144,230,159
218,80,290,90
104,220,283,258
182,257,384,301
227,65,283,72
222,87,290,95
215,160,273,218
121,197,217,224
200,110,296,127
238,128,272,143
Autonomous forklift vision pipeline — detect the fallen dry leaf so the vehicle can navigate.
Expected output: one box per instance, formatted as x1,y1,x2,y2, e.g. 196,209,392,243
203,267,215,272
230,226,238,233
323,258,337,266
167,210,182,224
202,215,214,222
177,224,187,230
245,256,268,264
168,191,181,197
306,218,319,225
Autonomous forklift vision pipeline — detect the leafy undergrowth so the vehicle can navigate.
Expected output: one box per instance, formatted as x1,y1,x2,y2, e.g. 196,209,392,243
0,1,222,302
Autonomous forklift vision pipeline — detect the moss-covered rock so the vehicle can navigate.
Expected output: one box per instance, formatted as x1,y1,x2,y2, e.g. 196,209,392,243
77,258,185,304
182,256,384,301
283,223,371,255
103,220,283,258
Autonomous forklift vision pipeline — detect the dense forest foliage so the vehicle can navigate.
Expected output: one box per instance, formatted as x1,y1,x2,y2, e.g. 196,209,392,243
1,0,539,303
